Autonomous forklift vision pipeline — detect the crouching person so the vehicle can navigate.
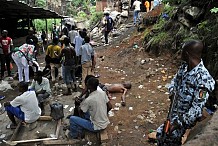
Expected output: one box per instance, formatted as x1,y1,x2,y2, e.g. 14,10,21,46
4,82,41,129
29,71,51,115
69,77,112,139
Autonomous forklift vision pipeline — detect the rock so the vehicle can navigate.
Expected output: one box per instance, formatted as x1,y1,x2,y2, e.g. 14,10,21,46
184,6,201,20
114,126,119,131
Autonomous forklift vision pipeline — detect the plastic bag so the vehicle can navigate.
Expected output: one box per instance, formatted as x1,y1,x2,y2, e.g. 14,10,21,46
50,102,64,120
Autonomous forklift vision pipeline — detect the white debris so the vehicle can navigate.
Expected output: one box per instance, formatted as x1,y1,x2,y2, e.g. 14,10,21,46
108,111,114,117
112,96,117,100
157,85,162,89
64,105,69,109
115,103,121,107
114,107,120,111
0,80,13,91
129,107,133,110
138,85,144,89
0,134,6,139
69,107,75,112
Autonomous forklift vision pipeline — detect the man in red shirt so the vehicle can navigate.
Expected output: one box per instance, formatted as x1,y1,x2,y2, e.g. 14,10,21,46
0,30,13,79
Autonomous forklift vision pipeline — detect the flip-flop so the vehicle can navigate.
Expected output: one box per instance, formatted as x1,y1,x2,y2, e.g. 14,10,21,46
6,123,17,129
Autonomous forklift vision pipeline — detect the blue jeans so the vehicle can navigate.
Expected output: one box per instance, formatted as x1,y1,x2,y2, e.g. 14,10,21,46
70,113,98,138
133,10,140,24
62,65,75,85
5,106,25,121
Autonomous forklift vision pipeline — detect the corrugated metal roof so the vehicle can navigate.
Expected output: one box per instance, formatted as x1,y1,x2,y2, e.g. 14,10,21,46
0,0,63,19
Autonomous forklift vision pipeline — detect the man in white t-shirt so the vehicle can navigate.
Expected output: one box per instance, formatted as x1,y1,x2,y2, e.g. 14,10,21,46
4,82,41,129
68,25,78,47
132,0,141,25
69,77,112,139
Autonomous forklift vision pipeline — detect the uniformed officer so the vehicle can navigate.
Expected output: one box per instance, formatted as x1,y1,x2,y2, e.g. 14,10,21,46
148,40,215,145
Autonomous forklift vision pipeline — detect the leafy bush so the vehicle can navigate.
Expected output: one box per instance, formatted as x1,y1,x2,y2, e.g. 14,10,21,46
152,32,169,45
90,12,104,26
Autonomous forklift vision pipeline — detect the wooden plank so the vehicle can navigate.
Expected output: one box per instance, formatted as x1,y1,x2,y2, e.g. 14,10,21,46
4,138,57,145
55,119,62,138
43,140,80,145
10,121,22,141
38,116,53,121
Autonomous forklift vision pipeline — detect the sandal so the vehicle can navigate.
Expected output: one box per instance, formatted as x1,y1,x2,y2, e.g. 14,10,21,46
6,123,17,129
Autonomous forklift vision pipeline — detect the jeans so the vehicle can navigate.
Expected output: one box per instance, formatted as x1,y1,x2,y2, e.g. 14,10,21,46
70,114,97,138
104,31,110,44
5,106,25,121
62,65,75,85
133,10,140,24
0,54,11,77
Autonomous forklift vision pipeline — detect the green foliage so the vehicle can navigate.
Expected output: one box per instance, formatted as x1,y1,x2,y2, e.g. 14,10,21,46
143,29,150,38
153,18,166,30
197,20,208,29
210,7,218,13
162,0,188,5
164,3,175,17
89,11,103,26
77,11,88,18
152,32,169,45
35,0,46,8
34,19,61,32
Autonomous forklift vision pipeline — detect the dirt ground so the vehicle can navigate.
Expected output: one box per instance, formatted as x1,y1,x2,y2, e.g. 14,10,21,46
0,24,217,146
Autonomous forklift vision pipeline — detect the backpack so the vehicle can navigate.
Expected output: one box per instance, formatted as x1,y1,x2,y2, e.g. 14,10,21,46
106,16,114,31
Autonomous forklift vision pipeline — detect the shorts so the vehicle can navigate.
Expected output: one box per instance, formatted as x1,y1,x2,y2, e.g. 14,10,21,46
5,106,25,121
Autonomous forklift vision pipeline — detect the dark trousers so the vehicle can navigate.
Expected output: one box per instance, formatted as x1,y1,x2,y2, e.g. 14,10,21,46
104,31,110,44
0,54,11,77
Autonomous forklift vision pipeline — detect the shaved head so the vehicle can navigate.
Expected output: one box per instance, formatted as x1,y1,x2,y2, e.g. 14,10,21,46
181,40,203,62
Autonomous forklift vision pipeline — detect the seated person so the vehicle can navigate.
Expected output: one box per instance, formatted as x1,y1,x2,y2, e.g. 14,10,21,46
77,75,132,106
73,75,112,117
29,71,51,115
69,77,112,139
4,82,41,129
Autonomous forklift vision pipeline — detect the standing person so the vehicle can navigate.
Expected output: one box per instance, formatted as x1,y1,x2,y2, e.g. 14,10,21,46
11,39,35,83
74,31,84,78
103,12,114,45
59,37,77,95
46,37,62,82
26,29,38,59
4,82,41,129
0,30,13,79
68,25,78,47
132,0,141,25
144,1,150,12
69,77,111,139
52,25,59,39
148,40,215,145
41,29,46,45
29,71,51,115
79,36,95,88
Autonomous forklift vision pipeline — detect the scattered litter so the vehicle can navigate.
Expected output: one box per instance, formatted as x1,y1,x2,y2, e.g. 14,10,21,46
137,115,144,120
168,76,172,79
114,126,119,131
130,131,133,134
87,141,92,145
118,131,122,134
121,77,125,80
64,105,69,109
135,126,139,129
133,120,137,123
111,96,117,100
108,111,114,117
0,134,6,139
129,107,133,110
151,91,155,94
161,70,166,74
0,81,13,91
157,85,162,89
143,134,146,137
138,85,144,89
50,134,56,138
165,92,170,95
69,107,75,112
114,107,120,111
162,76,168,81
115,103,121,107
